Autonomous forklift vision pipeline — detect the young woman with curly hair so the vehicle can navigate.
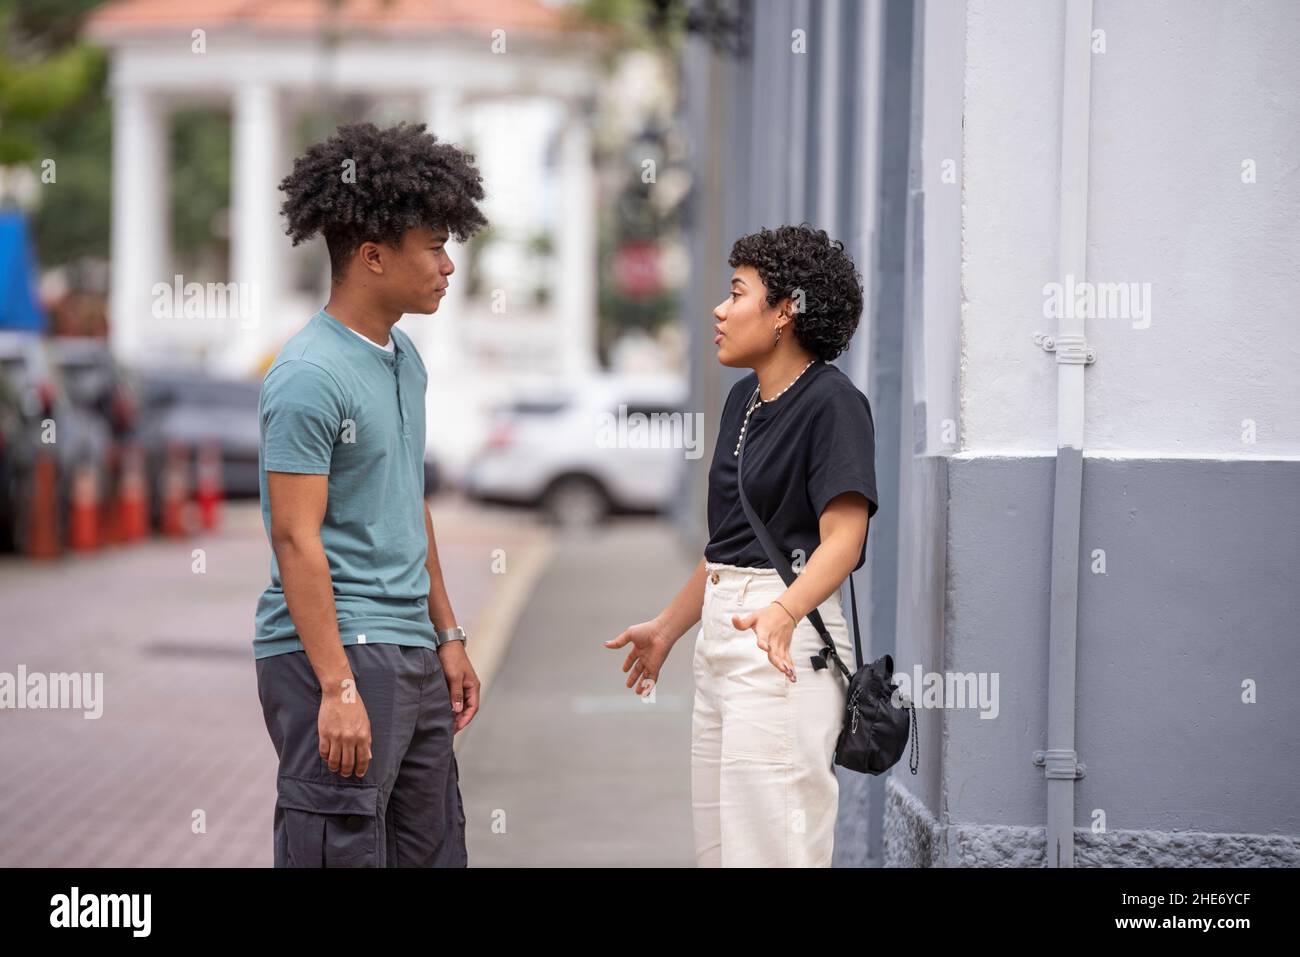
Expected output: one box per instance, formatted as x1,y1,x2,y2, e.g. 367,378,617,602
253,121,487,867
607,224,880,867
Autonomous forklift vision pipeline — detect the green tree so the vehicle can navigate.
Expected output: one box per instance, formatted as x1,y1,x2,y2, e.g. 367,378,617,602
0,0,106,270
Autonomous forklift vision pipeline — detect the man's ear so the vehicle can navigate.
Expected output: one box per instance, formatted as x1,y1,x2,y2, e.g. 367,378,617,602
356,241,385,276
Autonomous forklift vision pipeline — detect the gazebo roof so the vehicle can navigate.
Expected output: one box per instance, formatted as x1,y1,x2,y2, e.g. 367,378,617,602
87,0,595,40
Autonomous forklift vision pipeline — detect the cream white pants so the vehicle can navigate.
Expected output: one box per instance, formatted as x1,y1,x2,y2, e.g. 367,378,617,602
691,561,854,867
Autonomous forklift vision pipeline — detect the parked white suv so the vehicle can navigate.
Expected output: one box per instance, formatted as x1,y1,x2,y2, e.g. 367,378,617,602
464,373,693,525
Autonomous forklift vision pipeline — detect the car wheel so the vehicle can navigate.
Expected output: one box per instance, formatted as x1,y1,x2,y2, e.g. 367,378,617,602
541,475,609,528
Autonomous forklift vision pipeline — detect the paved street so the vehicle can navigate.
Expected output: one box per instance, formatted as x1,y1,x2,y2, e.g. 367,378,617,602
0,496,699,867
456,518,700,867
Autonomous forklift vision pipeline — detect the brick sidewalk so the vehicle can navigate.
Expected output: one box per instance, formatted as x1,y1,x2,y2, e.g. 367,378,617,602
0,495,549,866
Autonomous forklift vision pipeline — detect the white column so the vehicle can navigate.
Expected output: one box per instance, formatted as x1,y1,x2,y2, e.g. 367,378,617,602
555,112,597,374
108,84,167,367
421,88,467,375
228,82,282,376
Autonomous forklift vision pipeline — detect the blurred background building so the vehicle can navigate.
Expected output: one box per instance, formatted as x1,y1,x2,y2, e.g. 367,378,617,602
85,0,617,476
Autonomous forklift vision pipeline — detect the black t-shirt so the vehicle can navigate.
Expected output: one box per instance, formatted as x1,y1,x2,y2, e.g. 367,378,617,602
704,360,879,572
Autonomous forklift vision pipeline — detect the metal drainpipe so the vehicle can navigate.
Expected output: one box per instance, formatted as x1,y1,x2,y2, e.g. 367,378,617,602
1031,0,1096,867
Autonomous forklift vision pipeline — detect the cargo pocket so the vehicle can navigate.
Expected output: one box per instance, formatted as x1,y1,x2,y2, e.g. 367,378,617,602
276,774,381,868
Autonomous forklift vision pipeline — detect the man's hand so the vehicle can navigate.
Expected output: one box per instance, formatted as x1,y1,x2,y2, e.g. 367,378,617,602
438,640,480,733
317,675,372,778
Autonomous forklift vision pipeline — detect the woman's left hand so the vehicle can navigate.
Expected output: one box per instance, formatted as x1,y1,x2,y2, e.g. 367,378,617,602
732,604,797,682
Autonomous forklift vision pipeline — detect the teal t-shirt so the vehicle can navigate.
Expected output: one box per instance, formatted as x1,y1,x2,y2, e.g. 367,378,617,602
253,308,435,659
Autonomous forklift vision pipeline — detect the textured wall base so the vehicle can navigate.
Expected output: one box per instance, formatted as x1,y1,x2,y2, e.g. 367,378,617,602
883,777,1300,867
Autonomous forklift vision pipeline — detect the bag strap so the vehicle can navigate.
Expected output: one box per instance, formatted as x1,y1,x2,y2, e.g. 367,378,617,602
735,394,858,679
847,568,862,671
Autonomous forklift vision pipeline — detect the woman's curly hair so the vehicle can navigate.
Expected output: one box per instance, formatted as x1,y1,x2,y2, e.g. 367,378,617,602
728,224,864,361
278,120,488,276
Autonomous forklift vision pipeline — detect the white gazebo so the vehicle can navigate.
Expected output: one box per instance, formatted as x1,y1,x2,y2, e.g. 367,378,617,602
85,0,607,390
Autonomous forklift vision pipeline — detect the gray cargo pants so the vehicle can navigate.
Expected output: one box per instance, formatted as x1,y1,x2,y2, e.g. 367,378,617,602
255,642,467,867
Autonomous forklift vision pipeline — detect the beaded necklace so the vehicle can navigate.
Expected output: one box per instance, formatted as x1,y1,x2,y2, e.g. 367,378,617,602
733,359,818,456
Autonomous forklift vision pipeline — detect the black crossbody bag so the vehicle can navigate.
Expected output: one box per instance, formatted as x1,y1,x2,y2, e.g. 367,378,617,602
736,395,917,776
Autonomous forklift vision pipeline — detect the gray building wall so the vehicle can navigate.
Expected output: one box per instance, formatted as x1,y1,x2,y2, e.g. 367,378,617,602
887,455,1300,867
886,0,1300,868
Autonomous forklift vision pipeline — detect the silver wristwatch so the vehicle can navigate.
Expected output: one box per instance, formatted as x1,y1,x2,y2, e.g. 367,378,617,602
435,625,467,648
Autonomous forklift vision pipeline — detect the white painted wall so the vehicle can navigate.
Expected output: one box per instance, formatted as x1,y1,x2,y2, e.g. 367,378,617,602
1084,0,1300,456
955,0,1300,457
958,0,1067,456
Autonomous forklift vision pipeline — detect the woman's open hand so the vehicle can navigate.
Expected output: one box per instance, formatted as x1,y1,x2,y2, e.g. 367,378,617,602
732,603,798,682
605,618,674,696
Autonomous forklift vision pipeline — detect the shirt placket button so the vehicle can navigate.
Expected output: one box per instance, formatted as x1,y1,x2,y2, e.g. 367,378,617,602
394,354,410,436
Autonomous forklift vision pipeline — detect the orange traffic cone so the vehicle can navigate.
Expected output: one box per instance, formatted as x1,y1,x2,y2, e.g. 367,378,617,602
116,443,149,542
25,451,61,559
195,439,223,531
67,458,101,552
160,443,193,538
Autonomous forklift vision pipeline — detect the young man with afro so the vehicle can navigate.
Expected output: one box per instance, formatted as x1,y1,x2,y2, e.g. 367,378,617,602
252,121,487,867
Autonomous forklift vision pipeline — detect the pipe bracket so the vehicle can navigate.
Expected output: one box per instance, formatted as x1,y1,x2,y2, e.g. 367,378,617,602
1034,332,1096,365
1033,748,1086,780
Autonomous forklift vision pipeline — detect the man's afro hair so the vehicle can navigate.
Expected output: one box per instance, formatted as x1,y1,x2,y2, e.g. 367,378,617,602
278,120,488,275
728,224,864,362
